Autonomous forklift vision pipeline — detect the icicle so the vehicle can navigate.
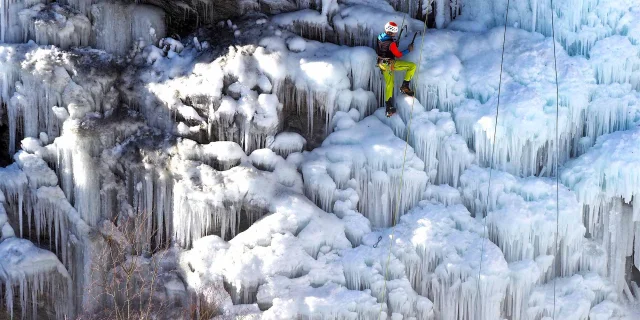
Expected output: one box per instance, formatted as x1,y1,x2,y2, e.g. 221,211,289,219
170,158,279,247
602,200,635,294
339,245,435,319
0,237,72,320
0,163,27,225
506,260,544,319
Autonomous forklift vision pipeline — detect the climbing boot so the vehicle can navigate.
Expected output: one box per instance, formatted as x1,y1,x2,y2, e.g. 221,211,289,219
385,99,396,117
400,80,414,96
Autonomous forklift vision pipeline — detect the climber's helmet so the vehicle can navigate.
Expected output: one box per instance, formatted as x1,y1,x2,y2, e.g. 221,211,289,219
385,21,398,35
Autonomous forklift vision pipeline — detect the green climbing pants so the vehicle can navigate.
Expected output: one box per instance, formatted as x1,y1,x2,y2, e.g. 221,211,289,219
378,60,416,102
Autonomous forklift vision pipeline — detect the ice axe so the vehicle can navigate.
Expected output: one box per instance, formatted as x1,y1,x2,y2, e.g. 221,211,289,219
410,30,421,46
396,25,408,45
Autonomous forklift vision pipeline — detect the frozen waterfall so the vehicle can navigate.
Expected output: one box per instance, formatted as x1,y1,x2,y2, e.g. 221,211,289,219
0,0,639,319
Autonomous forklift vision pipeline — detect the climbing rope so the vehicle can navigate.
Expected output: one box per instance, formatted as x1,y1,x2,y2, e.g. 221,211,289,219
475,0,562,318
377,11,430,320
551,0,561,317
475,0,510,308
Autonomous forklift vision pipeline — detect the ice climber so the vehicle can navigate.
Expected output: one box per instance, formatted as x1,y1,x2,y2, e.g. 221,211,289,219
377,21,416,117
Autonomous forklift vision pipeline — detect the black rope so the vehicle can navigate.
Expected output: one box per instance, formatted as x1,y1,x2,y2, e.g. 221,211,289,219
476,0,510,304
550,0,561,318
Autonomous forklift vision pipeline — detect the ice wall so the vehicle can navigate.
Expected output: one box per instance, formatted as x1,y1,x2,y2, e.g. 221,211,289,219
0,0,639,318
301,96,472,228
527,273,627,319
455,164,640,317
170,149,293,247
0,138,108,316
272,3,425,47
0,0,46,43
269,1,639,179
126,25,381,151
589,35,640,90
270,2,638,178
581,83,640,154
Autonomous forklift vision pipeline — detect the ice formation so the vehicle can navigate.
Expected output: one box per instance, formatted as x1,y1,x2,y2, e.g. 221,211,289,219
267,131,307,157
90,2,167,55
561,126,640,295
456,0,640,56
451,28,595,176
302,114,427,228
0,42,120,155
18,3,91,49
460,166,587,276
2,1,166,55
0,199,72,319
360,201,508,320
375,94,474,187
527,273,627,319
0,0,639,318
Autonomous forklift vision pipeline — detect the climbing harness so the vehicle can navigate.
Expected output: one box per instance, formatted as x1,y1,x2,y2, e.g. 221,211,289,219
377,11,429,320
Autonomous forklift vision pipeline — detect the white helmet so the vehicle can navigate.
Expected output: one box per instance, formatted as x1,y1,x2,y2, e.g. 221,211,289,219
385,21,399,33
